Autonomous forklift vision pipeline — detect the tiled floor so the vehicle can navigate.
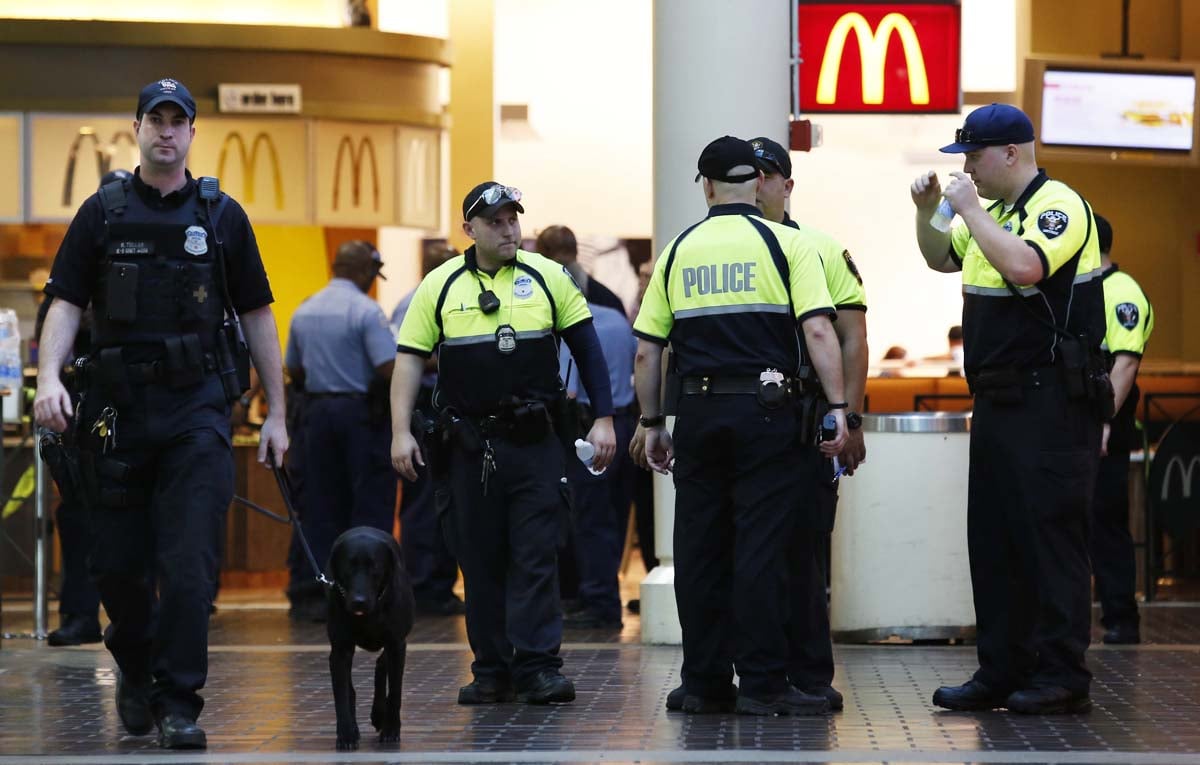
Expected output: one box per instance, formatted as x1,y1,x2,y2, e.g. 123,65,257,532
1,603,1200,765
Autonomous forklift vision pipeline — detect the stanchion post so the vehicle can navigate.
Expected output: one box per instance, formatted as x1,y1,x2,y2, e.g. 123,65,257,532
33,429,48,639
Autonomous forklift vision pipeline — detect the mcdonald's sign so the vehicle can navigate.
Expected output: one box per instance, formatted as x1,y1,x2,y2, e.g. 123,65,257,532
333,134,380,212
798,2,961,113
217,131,284,209
61,127,137,206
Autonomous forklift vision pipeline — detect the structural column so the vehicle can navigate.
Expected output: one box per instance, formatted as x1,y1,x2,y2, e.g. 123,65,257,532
641,0,793,644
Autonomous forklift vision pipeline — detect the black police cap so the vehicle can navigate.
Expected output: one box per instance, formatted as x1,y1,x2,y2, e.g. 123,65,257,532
695,136,760,183
137,78,197,122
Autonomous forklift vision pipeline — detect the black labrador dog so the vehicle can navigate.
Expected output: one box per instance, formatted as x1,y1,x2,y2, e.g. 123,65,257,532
326,527,415,751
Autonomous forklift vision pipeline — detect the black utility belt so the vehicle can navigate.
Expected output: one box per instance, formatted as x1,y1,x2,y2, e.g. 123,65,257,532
681,375,795,396
86,350,217,386
967,366,1056,394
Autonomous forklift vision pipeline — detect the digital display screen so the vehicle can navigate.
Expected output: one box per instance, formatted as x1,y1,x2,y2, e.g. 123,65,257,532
1041,68,1195,152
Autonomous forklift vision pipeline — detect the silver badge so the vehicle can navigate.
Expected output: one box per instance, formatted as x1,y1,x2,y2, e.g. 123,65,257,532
760,368,785,387
183,225,208,256
496,324,517,355
513,275,534,299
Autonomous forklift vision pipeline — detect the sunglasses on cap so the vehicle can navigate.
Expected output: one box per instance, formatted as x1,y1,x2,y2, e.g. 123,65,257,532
466,184,522,219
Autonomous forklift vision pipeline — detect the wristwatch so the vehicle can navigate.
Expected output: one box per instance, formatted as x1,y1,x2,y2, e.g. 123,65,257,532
846,411,863,430
639,414,666,428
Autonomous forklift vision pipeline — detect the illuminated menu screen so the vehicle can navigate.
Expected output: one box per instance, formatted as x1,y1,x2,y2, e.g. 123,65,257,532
1041,68,1195,151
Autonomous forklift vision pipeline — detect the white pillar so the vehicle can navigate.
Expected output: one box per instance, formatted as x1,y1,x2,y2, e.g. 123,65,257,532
641,0,793,645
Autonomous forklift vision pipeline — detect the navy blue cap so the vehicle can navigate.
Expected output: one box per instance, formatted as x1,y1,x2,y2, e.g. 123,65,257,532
940,103,1034,153
137,78,196,122
749,137,792,178
695,136,760,183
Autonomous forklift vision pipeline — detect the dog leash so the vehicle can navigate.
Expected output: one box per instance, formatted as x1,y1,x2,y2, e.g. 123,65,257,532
230,455,340,595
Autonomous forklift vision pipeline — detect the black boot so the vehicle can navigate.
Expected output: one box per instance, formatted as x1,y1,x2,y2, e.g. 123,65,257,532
932,679,1009,711
115,672,154,736
156,713,207,749
47,614,102,647
1006,686,1091,715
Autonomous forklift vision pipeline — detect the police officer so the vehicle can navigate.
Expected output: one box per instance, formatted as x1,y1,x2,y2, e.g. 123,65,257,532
33,77,289,749
285,240,397,619
391,182,616,705
750,136,867,712
1092,214,1153,645
635,136,848,716
912,104,1105,714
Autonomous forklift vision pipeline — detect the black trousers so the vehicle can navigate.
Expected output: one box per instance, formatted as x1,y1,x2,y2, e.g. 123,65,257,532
672,394,810,698
83,376,234,721
301,397,397,573
1091,449,1139,630
787,447,838,690
55,498,100,618
968,380,1101,695
444,431,567,687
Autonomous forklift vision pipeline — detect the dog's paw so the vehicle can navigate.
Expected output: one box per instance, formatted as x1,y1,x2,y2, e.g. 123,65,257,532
370,701,384,730
378,723,401,744
335,723,360,751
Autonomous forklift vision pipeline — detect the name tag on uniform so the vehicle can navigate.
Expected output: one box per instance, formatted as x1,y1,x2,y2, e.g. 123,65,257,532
108,240,154,257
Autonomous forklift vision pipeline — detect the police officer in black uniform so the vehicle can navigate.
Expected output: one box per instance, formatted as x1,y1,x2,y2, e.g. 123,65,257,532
635,136,848,716
34,78,289,749
391,182,616,705
912,104,1105,715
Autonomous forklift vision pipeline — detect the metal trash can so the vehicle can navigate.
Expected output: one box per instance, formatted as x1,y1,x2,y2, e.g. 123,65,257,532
831,411,975,642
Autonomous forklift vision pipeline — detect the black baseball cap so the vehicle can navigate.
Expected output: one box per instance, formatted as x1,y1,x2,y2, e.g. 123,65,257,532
940,103,1035,153
695,136,760,183
749,137,792,178
136,78,197,122
462,181,525,220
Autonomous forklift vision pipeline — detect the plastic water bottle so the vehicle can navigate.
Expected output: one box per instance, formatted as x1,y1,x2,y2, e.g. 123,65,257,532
0,310,22,423
929,197,956,232
574,438,606,476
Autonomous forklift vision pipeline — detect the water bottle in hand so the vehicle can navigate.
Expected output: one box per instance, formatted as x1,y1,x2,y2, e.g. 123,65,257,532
929,197,955,232
574,438,605,476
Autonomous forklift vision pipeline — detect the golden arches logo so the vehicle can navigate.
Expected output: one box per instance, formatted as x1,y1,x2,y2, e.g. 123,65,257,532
816,12,930,106
333,135,380,212
1162,455,1200,500
62,127,137,206
217,131,284,210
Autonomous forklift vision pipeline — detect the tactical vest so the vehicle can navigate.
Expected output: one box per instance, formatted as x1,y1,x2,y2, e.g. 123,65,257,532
92,179,226,353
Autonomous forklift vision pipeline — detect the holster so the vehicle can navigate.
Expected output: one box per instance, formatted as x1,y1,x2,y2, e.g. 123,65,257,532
39,432,90,512
215,321,250,403
795,393,825,446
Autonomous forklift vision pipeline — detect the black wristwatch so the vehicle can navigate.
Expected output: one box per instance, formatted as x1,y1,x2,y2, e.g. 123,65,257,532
639,414,666,428
846,411,863,430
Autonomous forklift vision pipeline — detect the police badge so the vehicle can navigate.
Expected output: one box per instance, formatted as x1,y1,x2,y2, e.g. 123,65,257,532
184,225,209,256
496,324,517,354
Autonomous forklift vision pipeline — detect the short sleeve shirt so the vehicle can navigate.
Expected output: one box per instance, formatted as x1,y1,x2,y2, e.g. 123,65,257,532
286,279,396,393
396,247,591,414
633,203,834,378
1100,265,1153,358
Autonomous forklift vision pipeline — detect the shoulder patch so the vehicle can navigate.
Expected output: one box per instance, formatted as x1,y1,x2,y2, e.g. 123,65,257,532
1037,209,1069,239
841,250,863,285
1115,302,1139,330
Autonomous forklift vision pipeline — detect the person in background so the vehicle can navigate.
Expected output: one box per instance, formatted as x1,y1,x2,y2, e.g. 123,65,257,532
536,225,627,316
285,240,396,622
1091,214,1153,645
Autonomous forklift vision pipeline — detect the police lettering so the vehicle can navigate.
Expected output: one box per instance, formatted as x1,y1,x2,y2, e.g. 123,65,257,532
681,262,756,297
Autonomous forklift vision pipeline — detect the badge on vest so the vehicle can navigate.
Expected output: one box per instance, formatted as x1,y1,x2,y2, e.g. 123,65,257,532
496,324,517,354
513,275,534,299
184,225,209,256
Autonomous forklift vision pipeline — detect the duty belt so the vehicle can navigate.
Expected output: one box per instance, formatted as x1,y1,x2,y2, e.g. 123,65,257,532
681,375,795,396
86,352,218,385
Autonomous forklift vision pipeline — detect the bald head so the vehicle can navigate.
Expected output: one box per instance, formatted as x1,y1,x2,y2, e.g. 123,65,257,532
332,240,385,291
704,167,761,207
